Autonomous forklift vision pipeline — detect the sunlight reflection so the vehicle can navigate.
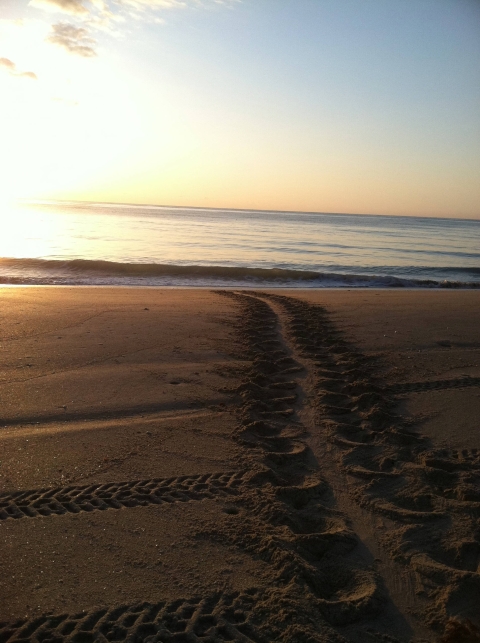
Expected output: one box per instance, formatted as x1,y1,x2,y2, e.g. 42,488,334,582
0,202,59,258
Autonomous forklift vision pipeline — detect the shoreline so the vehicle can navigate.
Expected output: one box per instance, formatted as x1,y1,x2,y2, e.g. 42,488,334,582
1,283,480,290
2,257,479,291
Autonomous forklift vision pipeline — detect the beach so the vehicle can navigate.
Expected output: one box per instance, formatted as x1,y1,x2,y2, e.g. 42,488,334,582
1,287,479,642
4,0,479,638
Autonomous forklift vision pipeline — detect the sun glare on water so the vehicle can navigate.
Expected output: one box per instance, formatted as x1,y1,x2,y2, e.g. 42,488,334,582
0,201,59,259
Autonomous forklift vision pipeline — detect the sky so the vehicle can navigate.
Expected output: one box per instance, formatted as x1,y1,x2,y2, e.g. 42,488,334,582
0,0,479,218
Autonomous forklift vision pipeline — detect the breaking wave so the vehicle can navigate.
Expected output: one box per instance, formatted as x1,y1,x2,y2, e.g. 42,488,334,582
0,258,478,288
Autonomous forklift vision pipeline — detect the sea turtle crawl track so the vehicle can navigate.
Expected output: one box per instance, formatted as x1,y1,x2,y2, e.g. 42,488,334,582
1,291,479,642
245,292,480,635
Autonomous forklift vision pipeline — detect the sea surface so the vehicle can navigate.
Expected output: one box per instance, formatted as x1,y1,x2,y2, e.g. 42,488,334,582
0,200,479,288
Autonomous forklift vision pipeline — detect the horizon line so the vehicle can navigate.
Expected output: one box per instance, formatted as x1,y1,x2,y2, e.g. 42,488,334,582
18,198,480,222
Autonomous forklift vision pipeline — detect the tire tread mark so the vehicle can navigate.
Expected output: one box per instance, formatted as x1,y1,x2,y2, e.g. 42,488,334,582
0,591,266,642
0,471,248,520
386,377,480,394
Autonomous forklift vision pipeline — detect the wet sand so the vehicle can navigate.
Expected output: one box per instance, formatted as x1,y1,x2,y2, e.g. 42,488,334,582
0,287,479,642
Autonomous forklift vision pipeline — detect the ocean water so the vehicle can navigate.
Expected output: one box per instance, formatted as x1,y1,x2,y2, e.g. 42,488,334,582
0,200,478,288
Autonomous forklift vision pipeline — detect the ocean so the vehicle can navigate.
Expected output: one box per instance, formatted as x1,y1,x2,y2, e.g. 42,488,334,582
1,200,478,288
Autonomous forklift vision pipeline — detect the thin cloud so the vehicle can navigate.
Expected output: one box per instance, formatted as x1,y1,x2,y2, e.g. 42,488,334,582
114,0,237,9
125,0,240,7
20,71,39,79
112,0,186,8
0,57,37,79
0,57,16,70
29,0,90,16
31,0,239,60
31,0,238,19
106,0,240,26
46,22,97,57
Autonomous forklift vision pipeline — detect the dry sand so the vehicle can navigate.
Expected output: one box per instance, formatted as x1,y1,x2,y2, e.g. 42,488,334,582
0,287,479,642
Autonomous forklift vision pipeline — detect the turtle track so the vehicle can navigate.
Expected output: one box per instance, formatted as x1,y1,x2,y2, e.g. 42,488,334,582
257,292,480,632
216,291,310,474
212,291,387,637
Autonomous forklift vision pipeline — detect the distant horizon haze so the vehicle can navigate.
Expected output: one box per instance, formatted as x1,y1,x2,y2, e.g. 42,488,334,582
19,198,480,221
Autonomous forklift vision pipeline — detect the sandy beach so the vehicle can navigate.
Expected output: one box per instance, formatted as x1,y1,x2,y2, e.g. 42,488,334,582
1,287,479,642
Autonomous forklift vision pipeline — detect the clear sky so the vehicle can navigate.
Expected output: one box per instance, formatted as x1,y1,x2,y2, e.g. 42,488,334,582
0,0,479,217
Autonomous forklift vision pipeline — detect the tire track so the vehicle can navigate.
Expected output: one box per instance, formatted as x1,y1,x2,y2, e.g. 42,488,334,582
0,591,268,643
386,377,480,395
0,471,247,520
